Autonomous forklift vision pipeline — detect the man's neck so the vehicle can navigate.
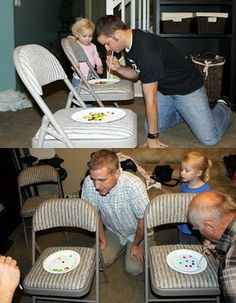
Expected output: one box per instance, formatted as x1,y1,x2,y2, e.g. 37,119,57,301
124,29,133,50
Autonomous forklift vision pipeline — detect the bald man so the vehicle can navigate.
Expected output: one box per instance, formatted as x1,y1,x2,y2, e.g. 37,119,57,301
187,191,236,302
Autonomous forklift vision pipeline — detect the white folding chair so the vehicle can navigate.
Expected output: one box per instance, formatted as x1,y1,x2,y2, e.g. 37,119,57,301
144,193,220,302
13,44,137,147
61,37,134,107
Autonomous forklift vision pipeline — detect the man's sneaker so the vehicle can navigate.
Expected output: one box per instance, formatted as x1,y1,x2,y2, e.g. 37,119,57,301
210,95,230,109
216,95,230,107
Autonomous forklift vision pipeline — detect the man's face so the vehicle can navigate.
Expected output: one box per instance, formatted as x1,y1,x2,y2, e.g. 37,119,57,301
90,166,120,196
191,221,219,243
97,33,124,53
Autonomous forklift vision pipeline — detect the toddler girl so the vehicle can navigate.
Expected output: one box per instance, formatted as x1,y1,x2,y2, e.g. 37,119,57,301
178,151,212,243
71,18,103,87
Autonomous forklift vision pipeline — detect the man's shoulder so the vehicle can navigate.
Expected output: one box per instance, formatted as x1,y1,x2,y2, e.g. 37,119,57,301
120,170,144,185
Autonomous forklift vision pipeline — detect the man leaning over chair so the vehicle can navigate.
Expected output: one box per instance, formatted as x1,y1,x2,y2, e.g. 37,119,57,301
81,149,150,276
95,15,233,148
188,191,236,302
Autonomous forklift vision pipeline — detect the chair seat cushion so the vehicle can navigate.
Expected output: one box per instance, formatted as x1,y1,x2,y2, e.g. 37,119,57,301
149,244,220,297
20,194,58,217
23,246,95,297
32,108,137,148
80,79,134,101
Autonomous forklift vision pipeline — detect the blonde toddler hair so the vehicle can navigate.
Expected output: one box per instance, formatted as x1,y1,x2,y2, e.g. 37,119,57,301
71,18,95,37
182,151,212,182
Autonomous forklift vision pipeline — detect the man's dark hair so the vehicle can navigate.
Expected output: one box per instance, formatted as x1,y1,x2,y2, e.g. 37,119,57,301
95,15,128,37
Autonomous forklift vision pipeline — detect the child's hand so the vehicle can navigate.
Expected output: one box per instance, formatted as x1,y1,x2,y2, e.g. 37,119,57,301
97,66,103,75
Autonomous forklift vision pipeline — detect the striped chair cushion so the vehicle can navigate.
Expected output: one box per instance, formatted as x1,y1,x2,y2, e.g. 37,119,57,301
149,244,220,296
20,194,57,217
23,246,95,297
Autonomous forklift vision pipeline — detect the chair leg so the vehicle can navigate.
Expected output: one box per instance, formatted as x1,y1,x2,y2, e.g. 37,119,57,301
100,249,109,283
22,218,28,248
66,91,74,108
64,231,69,243
38,116,49,147
35,241,41,255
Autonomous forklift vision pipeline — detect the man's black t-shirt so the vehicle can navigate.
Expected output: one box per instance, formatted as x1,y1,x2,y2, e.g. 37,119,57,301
124,29,203,95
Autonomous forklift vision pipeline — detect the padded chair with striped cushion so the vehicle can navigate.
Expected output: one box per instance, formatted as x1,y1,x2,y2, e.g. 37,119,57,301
144,193,220,302
18,164,63,248
23,198,106,303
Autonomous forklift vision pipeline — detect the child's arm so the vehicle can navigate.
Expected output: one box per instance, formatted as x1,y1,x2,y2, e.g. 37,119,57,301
92,44,103,75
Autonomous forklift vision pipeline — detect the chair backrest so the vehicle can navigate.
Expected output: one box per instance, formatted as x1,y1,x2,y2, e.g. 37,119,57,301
61,37,99,80
13,44,86,147
18,165,60,187
145,193,196,229
13,44,66,96
33,198,98,232
18,165,63,206
13,44,85,107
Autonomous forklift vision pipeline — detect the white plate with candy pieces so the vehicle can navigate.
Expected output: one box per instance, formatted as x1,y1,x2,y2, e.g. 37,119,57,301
88,78,120,85
71,108,126,123
43,250,80,274
166,249,207,274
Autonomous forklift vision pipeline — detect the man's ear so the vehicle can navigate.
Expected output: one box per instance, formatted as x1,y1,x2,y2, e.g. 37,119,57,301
114,168,121,179
205,221,215,232
113,29,123,40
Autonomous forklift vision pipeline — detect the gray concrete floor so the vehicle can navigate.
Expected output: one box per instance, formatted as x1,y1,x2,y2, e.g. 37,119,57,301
0,82,235,148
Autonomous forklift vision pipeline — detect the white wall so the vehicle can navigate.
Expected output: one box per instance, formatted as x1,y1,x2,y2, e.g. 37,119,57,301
56,149,99,196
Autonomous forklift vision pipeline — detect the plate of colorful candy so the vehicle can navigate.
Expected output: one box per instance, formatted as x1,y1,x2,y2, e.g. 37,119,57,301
166,249,207,274
71,107,126,123
43,250,80,274
88,78,120,85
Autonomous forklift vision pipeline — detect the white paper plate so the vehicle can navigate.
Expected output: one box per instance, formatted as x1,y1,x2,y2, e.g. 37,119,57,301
71,107,126,123
88,78,120,85
43,250,80,274
166,249,207,274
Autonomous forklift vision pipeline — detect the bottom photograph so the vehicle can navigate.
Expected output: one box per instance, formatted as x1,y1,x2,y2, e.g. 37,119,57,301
0,147,235,303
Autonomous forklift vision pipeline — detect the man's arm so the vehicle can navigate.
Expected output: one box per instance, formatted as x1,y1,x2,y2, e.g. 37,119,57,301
107,56,139,81
98,212,107,250
142,82,168,148
130,218,144,263
0,256,20,303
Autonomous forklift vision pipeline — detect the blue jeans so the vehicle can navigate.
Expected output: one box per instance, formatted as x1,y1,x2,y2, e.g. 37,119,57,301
71,77,93,107
145,86,233,145
71,77,80,88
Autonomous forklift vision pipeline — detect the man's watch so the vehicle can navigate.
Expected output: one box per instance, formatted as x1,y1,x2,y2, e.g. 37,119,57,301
148,132,159,139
